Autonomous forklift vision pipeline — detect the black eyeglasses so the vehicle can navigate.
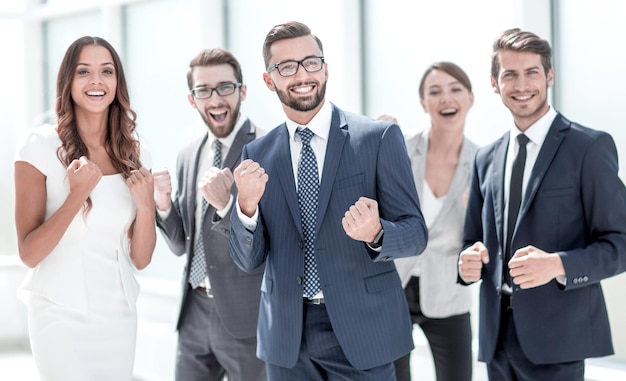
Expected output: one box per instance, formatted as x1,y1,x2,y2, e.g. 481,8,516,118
191,82,242,99
266,56,325,77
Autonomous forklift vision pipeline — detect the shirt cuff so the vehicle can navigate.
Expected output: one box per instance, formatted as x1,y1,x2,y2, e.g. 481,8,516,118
157,207,171,219
235,197,258,231
216,195,234,219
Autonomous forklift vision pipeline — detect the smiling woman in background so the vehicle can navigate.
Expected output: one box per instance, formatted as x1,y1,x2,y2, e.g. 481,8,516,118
13,36,155,381
390,61,477,381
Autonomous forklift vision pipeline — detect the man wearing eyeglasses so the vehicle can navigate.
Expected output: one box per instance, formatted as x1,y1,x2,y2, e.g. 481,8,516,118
154,48,266,381
229,21,428,380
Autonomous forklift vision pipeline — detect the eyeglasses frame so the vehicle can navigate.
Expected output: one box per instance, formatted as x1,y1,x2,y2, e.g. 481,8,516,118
190,82,243,99
266,56,325,77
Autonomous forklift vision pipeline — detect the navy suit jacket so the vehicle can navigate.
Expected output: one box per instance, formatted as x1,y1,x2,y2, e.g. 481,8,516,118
229,104,428,370
157,119,264,338
463,113,626,364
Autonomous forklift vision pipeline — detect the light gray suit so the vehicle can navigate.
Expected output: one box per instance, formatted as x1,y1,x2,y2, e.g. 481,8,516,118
395,129,477,317
157,119,265,381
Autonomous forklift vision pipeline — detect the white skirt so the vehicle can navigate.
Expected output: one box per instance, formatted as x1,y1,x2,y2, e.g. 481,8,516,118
27,286,137,381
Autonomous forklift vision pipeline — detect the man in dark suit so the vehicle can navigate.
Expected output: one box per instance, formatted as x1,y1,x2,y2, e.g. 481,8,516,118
153,48,266,381
228,21,428,380
458,28,626,380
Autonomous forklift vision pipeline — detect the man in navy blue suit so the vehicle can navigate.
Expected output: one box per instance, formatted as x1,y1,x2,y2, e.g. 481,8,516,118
459,28,626,380
229,21,428,380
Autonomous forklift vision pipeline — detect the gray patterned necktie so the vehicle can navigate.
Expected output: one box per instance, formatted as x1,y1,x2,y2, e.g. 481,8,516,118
297,128,321,298
189,139,222,288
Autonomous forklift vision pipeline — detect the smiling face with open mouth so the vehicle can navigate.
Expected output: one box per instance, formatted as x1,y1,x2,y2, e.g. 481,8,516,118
263,35,328,126
491,50,553,131
188,64,246,139
71,45,117,116
420,69,474,133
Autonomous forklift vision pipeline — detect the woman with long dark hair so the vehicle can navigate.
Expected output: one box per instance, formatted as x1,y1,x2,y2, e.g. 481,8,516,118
14,36,155,380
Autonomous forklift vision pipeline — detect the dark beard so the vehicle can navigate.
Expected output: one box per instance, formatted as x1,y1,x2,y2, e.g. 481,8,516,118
276,81,326,112
200,101,241,138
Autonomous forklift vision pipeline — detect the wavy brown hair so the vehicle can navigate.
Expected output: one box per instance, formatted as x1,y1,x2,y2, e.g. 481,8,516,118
55,36,141,179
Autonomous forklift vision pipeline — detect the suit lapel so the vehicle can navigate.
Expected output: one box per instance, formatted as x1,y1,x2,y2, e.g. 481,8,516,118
518,115,568,222
189,135,208,239
491,133,509,248
224,119,256,171
411,131,427,204
316,107,347,234
489,133,509,289
274,124,304,236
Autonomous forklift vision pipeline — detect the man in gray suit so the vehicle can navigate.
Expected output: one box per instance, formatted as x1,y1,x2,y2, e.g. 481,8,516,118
154,48,266,381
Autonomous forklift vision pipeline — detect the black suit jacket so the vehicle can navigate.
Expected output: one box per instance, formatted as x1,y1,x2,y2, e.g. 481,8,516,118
463,113,626,364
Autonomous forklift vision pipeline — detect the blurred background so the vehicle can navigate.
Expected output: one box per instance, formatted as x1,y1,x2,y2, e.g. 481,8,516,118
1,0,626,380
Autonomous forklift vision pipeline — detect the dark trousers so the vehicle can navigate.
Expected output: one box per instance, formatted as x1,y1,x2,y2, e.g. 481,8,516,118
266,302,396,381
175,286,266,381
394,276,473,381
487,301,584,381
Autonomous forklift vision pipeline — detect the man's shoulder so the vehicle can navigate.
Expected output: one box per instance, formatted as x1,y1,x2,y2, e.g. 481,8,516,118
245,123,285,149
553,114,614,150
474,133,507,162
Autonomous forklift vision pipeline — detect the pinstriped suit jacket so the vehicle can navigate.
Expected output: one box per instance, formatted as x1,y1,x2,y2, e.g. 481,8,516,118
229,104,428,370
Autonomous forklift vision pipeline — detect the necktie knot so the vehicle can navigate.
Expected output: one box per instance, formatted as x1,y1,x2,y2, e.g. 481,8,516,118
517,134,529,147
297,128,314,146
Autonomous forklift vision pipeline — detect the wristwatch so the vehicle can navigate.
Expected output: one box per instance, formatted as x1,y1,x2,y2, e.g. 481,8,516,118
369,228,384,248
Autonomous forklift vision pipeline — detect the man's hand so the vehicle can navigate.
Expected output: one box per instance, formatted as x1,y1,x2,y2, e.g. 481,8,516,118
153,168,172,211
509,245,566,289
341,197,382,242
459,241,489,282
233,159,268,217
198,167,234,211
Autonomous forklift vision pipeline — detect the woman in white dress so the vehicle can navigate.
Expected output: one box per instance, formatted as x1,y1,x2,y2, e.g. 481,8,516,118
14,36,156,381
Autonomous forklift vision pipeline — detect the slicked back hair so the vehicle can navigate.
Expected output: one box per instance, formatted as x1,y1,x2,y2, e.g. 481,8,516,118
262,21,324,69
490,28,552,82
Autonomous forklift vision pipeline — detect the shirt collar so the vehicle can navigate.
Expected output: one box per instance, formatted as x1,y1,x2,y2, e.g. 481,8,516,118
286,101,332,142
509,106,557,147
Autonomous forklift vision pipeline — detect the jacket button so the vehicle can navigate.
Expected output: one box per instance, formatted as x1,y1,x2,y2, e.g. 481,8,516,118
186,236,191,241
296,277,303,285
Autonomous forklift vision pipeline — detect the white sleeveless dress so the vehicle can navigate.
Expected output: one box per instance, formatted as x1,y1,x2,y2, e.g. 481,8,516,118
14,125,151,381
